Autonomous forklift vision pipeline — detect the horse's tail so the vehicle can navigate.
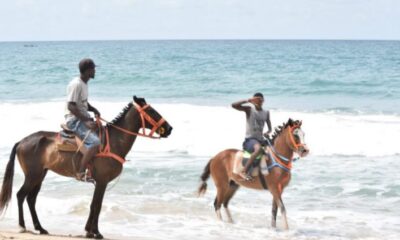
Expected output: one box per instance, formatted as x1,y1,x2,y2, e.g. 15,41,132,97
0,142,19,214
197,158,212,197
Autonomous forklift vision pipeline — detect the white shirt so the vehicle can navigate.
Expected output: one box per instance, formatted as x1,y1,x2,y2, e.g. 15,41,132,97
64,77,90,121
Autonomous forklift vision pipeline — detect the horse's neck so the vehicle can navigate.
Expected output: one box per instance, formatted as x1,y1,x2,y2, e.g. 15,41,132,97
108,108,141,158
273,130,293,160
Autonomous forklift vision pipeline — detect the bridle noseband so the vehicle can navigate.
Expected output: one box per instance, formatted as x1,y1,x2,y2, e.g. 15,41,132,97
95,101,166,165
98,101,166,139
133,102,166,138
288,125,305,152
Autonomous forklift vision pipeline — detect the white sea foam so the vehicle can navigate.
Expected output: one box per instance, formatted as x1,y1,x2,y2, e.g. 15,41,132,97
0,101,399,157
1,101,400,239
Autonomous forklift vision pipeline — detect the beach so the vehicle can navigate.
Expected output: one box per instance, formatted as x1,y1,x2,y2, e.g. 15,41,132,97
0,231,88,240
0,40,399,240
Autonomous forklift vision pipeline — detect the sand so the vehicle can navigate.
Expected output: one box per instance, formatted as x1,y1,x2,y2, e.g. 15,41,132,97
0,229,151,240
0,231,90,240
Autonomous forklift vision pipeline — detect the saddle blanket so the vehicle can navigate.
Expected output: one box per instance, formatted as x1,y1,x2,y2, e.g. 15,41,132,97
56,132,83,152
233,150,269,177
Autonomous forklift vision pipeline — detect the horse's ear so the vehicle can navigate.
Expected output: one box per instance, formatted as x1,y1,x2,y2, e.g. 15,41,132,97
299,120,302,127
288,118,294,126
133,96,147,105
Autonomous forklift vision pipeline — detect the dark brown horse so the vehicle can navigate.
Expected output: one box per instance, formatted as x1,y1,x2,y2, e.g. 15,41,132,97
0,96,172,239
198,119,309,229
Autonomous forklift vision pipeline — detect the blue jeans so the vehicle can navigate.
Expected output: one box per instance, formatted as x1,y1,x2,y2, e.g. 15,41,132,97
66,118,100,149
242,138,263,153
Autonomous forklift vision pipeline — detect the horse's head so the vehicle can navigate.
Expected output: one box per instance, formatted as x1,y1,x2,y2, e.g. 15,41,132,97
284,118,309,157
133,96,173,138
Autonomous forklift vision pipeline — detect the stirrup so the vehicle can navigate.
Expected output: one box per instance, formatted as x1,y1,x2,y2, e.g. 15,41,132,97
238,171,253,182
244,175,254,182
76,172,95,184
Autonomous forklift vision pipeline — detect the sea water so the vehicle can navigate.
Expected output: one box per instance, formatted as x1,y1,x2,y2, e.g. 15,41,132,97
0,40,399,239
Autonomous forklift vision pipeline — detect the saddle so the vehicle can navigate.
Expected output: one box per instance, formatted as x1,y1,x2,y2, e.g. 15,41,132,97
233,149,269,177
55,124,84,152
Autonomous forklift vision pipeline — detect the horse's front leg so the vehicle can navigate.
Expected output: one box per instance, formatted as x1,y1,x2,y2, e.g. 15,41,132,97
271,198,278,228
85,207,95,237
270,183,289,230
277,196,289,230
86,183,107,239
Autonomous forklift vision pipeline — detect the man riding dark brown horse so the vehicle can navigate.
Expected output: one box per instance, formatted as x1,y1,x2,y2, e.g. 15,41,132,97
0,96,173,239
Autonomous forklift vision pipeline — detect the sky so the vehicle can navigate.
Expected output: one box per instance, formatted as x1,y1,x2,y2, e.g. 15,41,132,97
0,0,399,41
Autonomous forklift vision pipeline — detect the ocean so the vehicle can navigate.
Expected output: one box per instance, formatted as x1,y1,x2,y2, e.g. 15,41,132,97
0,40,399,239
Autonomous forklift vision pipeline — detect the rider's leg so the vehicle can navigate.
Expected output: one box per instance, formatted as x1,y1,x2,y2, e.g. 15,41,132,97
78,146,98,175
75,123,100,180
243,142,262,176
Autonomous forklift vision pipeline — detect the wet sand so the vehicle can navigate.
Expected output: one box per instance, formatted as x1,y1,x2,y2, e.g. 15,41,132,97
0,231,89,240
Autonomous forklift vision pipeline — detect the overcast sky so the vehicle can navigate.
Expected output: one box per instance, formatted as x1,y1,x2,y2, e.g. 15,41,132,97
0,0,399,41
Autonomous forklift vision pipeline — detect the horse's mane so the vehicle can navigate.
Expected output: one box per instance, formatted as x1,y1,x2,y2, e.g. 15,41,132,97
268,119,301,144
108,102,133,126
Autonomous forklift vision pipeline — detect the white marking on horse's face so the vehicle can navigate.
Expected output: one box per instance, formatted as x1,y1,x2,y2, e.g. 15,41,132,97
293,128,310,157
293,128,305,145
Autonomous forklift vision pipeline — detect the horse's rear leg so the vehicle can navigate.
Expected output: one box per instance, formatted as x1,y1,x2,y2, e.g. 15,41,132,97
210,152,233,222
222,181,239,223
17,179,36,231
27,170,48,234
214,185,228,221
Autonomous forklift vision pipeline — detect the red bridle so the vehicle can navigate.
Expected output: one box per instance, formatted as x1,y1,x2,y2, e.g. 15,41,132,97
97,101,166,139
95,102,166,164
133,102,166,137
288,125,305,151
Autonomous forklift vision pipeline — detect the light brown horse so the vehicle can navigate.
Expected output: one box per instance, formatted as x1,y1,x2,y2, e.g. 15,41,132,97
198,119,309,229
0,96,172,239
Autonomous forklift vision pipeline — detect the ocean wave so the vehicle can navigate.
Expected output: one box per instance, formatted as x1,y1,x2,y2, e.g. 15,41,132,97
308,79,380,87
1,101,400,158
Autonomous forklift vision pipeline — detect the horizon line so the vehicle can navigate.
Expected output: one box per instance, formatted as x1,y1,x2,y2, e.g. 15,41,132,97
0,38,399,43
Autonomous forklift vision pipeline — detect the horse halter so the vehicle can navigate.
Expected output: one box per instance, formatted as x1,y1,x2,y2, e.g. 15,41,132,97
288,125,305,152
133,102,166,137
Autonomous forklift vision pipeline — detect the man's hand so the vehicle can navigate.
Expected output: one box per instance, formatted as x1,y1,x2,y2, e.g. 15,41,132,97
88,103,101,118
249,96,263,102
93,109,101,118
84,120,97,130
263,130,272,138
249,97,264,109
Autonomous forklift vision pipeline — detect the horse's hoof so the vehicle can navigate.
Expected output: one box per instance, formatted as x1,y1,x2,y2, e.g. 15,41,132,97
86,232,95,238
19,227,27,233
94,233,103,239
39,229,49,235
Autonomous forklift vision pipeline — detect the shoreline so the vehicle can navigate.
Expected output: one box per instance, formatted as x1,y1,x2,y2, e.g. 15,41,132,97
0,226,129,240
0,231,91,240
0,228,151,240
0,230,141,240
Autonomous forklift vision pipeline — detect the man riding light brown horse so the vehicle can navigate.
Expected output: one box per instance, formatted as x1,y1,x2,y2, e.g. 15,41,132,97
232,93,271,181
0,94,173,239
198,118,309,229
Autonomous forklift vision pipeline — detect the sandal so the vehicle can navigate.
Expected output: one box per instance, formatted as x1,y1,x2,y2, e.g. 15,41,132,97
76,171,95,184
